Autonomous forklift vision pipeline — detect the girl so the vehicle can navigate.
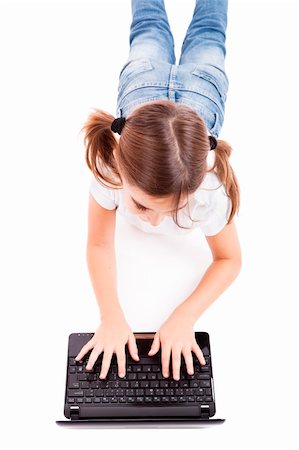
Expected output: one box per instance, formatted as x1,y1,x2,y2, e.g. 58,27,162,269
75,0,242,382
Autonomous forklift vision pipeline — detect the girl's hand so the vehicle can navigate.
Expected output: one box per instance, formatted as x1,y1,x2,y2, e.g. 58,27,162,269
148,308,206,380
74,314,140,379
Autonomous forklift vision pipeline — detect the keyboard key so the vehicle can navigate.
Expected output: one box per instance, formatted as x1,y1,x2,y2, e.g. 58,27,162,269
125,389,134,396
78,374,88,381
85,389,94,397
69,358,77,366
175,388,184,396
145,389,155,396
128,373,137,380
137,373,147,380
165,389,175,396
148,374,157,380
115,389,125,396
185,388,194,396
155,389,164,396
199,380,211,388
68,390,84,397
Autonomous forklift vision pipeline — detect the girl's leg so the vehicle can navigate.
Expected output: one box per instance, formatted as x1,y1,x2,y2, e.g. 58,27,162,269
178,0,228,74
127,0,175,64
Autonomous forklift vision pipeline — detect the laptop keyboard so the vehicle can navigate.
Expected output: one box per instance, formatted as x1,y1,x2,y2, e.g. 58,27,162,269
66,351,214,407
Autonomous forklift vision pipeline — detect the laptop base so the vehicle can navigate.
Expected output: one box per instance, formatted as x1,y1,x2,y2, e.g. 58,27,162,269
56,418,225,428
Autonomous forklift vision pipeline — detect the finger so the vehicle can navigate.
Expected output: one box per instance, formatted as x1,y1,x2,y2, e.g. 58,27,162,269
86,346,103,370
161,343,171,378
171,348,182,381
127,332,140,360
116,348,127,378
75,342,93,362
182,347,194,375
192,343,206,366
99,348,114,379
148,333,160,356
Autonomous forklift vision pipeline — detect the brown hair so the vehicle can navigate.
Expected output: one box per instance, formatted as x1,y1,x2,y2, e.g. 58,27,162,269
81,100,240,229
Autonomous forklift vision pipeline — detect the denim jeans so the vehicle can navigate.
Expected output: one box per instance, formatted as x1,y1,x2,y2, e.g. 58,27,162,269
116,0,229,138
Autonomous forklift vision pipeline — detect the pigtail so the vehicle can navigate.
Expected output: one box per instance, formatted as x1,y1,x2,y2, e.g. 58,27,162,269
80,108,121,188
208,139,240,223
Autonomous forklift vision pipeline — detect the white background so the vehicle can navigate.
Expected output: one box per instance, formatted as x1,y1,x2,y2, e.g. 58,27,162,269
1,0,299,449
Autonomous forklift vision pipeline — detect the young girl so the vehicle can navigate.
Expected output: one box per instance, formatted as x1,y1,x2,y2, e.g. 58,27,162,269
75,0,242,382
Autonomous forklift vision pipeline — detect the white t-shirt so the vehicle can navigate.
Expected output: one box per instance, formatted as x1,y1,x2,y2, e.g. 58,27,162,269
89,170,232,236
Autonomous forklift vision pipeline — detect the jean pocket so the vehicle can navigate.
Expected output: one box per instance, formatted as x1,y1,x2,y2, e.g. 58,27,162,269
191,64,229,104
118,58,154,85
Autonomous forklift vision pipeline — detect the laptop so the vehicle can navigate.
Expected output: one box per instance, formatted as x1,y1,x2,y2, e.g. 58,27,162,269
56,331,225,428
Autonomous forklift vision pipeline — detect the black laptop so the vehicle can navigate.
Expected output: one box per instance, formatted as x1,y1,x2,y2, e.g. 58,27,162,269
56,331,225,428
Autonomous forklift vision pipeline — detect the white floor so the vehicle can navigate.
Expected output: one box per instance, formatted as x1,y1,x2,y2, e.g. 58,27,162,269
1,1,299,449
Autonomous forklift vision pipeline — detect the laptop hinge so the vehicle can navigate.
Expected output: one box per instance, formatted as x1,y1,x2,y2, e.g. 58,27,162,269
200,404,210,419
70,405,80,420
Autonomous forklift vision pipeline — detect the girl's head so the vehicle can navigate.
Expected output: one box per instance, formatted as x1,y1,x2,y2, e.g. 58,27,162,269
82,100,240,229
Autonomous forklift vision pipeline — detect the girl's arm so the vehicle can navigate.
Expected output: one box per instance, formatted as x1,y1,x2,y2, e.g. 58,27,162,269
87,194,124,320
174,221,242,323
75,195,141,379
147,221,242,379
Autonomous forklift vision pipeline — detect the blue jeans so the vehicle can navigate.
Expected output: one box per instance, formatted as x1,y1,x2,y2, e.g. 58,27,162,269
116,0,229,138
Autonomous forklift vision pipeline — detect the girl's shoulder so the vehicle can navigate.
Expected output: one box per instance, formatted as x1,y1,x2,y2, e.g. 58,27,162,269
193,170,225,202
191,170,232,236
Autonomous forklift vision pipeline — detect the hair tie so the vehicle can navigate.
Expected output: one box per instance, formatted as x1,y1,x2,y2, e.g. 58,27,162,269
111,116,126,135
209,135,218,150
